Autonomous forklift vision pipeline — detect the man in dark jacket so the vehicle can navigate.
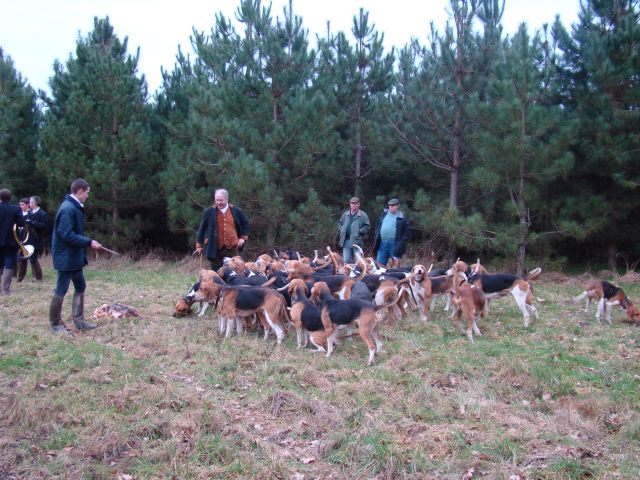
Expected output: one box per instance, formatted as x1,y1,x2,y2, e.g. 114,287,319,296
0,189,25,295
17,196,48,282
26,196,48,281
49,178,102,334
195,188,250,271
15,198,31,282
373,198,411,267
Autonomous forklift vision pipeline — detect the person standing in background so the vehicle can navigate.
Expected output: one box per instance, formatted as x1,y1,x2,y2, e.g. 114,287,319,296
26,196,48,282
16,198,31,282
338,196,370,263
0,189,24,295
195,188,250,271
373,198,411,267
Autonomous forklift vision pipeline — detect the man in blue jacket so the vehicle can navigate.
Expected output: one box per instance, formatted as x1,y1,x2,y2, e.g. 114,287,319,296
49,178,102,334
373,198,411,267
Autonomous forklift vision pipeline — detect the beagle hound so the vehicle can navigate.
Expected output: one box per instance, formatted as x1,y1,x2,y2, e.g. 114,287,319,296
195,280,289,343
573,279,637,324
312,281,394,366
465,267,542,327
451,270,487,342
286,278,327,351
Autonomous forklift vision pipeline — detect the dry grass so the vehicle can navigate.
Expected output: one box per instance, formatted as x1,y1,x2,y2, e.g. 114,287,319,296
1,257,639,479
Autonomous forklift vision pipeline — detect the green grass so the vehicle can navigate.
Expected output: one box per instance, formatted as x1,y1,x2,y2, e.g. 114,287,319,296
1,258,639,478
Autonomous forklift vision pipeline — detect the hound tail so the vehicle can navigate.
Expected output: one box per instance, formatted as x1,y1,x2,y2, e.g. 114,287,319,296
526,267,542,282
573,291,587,304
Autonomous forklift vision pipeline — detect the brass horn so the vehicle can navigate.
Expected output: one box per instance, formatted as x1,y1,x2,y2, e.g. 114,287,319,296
13,224,34,259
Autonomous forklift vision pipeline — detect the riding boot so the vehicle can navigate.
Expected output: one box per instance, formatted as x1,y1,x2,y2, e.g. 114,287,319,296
1,269,14,295
32,261,43,282
72,292,97,330
17,260,27,282
49,295,71,335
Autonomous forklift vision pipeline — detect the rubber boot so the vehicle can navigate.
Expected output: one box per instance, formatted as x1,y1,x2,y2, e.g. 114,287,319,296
49,295,71,335
72,292,97,330
1,269,13,295
32,261,43,282
17,259,27,282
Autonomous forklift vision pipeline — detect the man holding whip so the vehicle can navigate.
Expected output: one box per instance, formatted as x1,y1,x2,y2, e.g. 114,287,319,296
49,178,103,334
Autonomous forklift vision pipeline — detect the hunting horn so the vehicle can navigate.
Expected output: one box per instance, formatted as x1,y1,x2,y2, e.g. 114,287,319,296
13,224,34,259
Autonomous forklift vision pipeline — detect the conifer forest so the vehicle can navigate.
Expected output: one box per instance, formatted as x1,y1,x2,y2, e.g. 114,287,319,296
1,0,639,273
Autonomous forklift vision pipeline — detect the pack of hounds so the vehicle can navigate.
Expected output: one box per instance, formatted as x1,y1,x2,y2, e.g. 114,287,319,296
173,246,640,366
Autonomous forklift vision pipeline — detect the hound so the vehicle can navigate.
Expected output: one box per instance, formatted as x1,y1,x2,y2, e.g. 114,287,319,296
450,269,487,342
286,279,327,351
217,267,277,287
573,279,636,324
408,264,433,321
195,280,289,343
311,281,397,366
173,271,226,318
459,263,542,327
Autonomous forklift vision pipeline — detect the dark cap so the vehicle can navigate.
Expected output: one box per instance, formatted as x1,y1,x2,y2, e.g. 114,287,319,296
388,198,400,205
350,197,360,203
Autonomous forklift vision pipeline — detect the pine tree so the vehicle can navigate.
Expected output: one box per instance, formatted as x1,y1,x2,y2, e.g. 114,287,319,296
160,0,337,251
553,0,640,269
472,24,577,274
38,17,160,248
315,8,395,197
390,0,500,259
0,49,41,197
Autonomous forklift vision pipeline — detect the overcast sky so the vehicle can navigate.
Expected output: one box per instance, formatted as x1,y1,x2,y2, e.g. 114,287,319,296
1,0,581,96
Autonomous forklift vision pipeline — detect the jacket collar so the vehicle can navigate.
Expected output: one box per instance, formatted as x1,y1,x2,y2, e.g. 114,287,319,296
383,209,404,218
66,194,84,209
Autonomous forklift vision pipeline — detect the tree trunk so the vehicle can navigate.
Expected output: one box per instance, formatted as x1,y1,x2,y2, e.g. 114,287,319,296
607,241,618,272
354,114,362,197
517,218,528,277
111,185,119,239
517,102,527,277
607,183,618,271
111,116,119,239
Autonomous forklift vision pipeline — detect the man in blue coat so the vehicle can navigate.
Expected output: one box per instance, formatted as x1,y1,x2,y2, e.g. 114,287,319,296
373,198,412,267
0,188,25,295
49,178,102,334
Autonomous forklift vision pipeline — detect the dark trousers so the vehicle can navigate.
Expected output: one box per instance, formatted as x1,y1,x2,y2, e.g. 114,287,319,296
55,270,86,297
0,246,18,270
28,248,41,265
208,246,240,271
18,247,41,277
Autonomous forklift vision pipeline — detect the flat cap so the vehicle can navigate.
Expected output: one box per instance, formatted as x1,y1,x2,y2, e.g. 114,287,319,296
387,198,400,205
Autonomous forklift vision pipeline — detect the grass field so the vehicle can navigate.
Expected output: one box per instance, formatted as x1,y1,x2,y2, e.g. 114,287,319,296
1,255,639,479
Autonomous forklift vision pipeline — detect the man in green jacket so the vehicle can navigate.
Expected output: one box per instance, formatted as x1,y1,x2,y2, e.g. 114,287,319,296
338,197,370,263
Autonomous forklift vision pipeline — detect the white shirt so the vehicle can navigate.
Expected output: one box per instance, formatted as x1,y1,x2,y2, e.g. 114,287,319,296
70,194,84,208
